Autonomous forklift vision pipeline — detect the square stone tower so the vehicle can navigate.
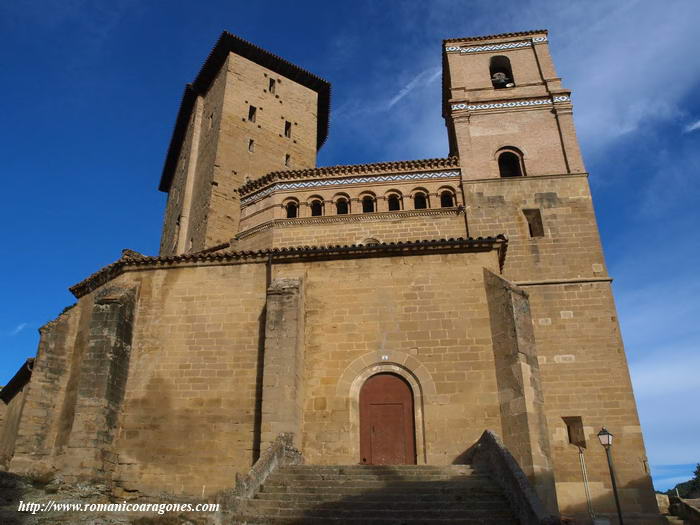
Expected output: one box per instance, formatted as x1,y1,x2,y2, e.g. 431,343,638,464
443,30,658,519
158,32,330,255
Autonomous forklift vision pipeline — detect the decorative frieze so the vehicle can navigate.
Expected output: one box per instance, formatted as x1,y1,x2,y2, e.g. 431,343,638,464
240,170,461,207
451,95,570,112
445,36,547,53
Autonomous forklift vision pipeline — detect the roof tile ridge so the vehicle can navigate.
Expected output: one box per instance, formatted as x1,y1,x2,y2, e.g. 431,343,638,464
219,31,330,86
237,157,460,195
68,235,506,298
444,29,548,44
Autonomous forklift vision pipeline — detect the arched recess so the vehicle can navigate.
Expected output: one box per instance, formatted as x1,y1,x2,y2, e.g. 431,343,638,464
496,147,526,177
337,351,436,465
333,193,351,215
410,188,430,210
438,186,457,208
386,192,402,211
282,198,299,218
307,195,324,217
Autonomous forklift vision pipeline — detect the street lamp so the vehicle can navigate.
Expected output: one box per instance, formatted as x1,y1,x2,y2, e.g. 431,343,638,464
598,427,624,525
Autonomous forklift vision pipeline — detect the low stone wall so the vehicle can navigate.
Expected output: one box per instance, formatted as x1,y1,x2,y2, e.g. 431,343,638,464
464,429,561,525
218,432,303,519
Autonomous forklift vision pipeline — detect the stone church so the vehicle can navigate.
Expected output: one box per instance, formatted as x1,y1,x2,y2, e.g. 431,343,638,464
1,30,661,523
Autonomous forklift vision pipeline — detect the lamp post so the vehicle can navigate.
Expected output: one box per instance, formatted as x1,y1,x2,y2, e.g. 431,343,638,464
598,427,624,525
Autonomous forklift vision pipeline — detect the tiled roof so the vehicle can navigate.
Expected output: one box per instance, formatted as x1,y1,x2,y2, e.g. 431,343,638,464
443,30,548,44
69,236,507,298
159,31,331,192
237,157,460,196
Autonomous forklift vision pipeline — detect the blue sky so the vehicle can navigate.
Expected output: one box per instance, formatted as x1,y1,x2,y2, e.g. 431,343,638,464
1,0,698,491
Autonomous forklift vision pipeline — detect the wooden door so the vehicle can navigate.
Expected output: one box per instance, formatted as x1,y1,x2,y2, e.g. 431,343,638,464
359,373,416,465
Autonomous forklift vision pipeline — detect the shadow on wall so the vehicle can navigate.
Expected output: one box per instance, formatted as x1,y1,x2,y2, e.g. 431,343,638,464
252,305,266,463
115,373,252,495
115,302,269,495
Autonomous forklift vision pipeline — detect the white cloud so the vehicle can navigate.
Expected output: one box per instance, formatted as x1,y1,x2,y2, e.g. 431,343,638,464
9,323,27,336
684,119,700,133
387,67,441,109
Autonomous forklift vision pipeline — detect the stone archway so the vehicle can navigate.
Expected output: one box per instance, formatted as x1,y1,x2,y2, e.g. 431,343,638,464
337,351,435,465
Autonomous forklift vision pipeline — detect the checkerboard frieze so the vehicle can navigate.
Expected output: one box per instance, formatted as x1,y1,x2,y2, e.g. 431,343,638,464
445,36,547,54
451,95,570,112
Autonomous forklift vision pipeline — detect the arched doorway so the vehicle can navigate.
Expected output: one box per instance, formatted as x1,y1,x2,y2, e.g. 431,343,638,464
359,373,416,465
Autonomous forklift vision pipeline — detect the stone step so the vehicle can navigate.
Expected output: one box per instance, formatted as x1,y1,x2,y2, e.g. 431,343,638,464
232,515,519,525
253,491,507,504
261,478,496,489
282,464,478,472
235,507,517,519
247,497,506,510
281,465,478,474
231,464,517,524
259,483,501,496
266,472,488,482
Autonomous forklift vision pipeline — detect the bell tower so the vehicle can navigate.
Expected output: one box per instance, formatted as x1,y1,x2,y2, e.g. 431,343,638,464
443,30,585,180
441,31,659,522
158,32,330,256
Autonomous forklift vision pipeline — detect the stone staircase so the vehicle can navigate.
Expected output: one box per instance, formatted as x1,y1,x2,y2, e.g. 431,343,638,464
232,464,519,524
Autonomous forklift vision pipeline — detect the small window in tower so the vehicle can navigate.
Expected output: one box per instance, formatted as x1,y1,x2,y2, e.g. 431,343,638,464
208,113,214,129
440,191,454,208
562,416,586,448
248,139,255,153
285,202,298,219
284,121,292,138
388,194,401,211
310,199,323,216
523,209,545,237
269,78,276,94
336,198,349,215
362,196,375,213
414,192,427,209
248,105,257,122
498,149,525,177
490,55,515,89
284,154,290,167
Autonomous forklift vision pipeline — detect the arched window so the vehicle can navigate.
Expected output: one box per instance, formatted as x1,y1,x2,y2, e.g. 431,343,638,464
310,199,323,216
413,192,427,210
440,191,455,208
336,198,349,215
490,56,515,89
387,194,401,211
362,195,375,213
285,201,298,218
497,149,525,177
